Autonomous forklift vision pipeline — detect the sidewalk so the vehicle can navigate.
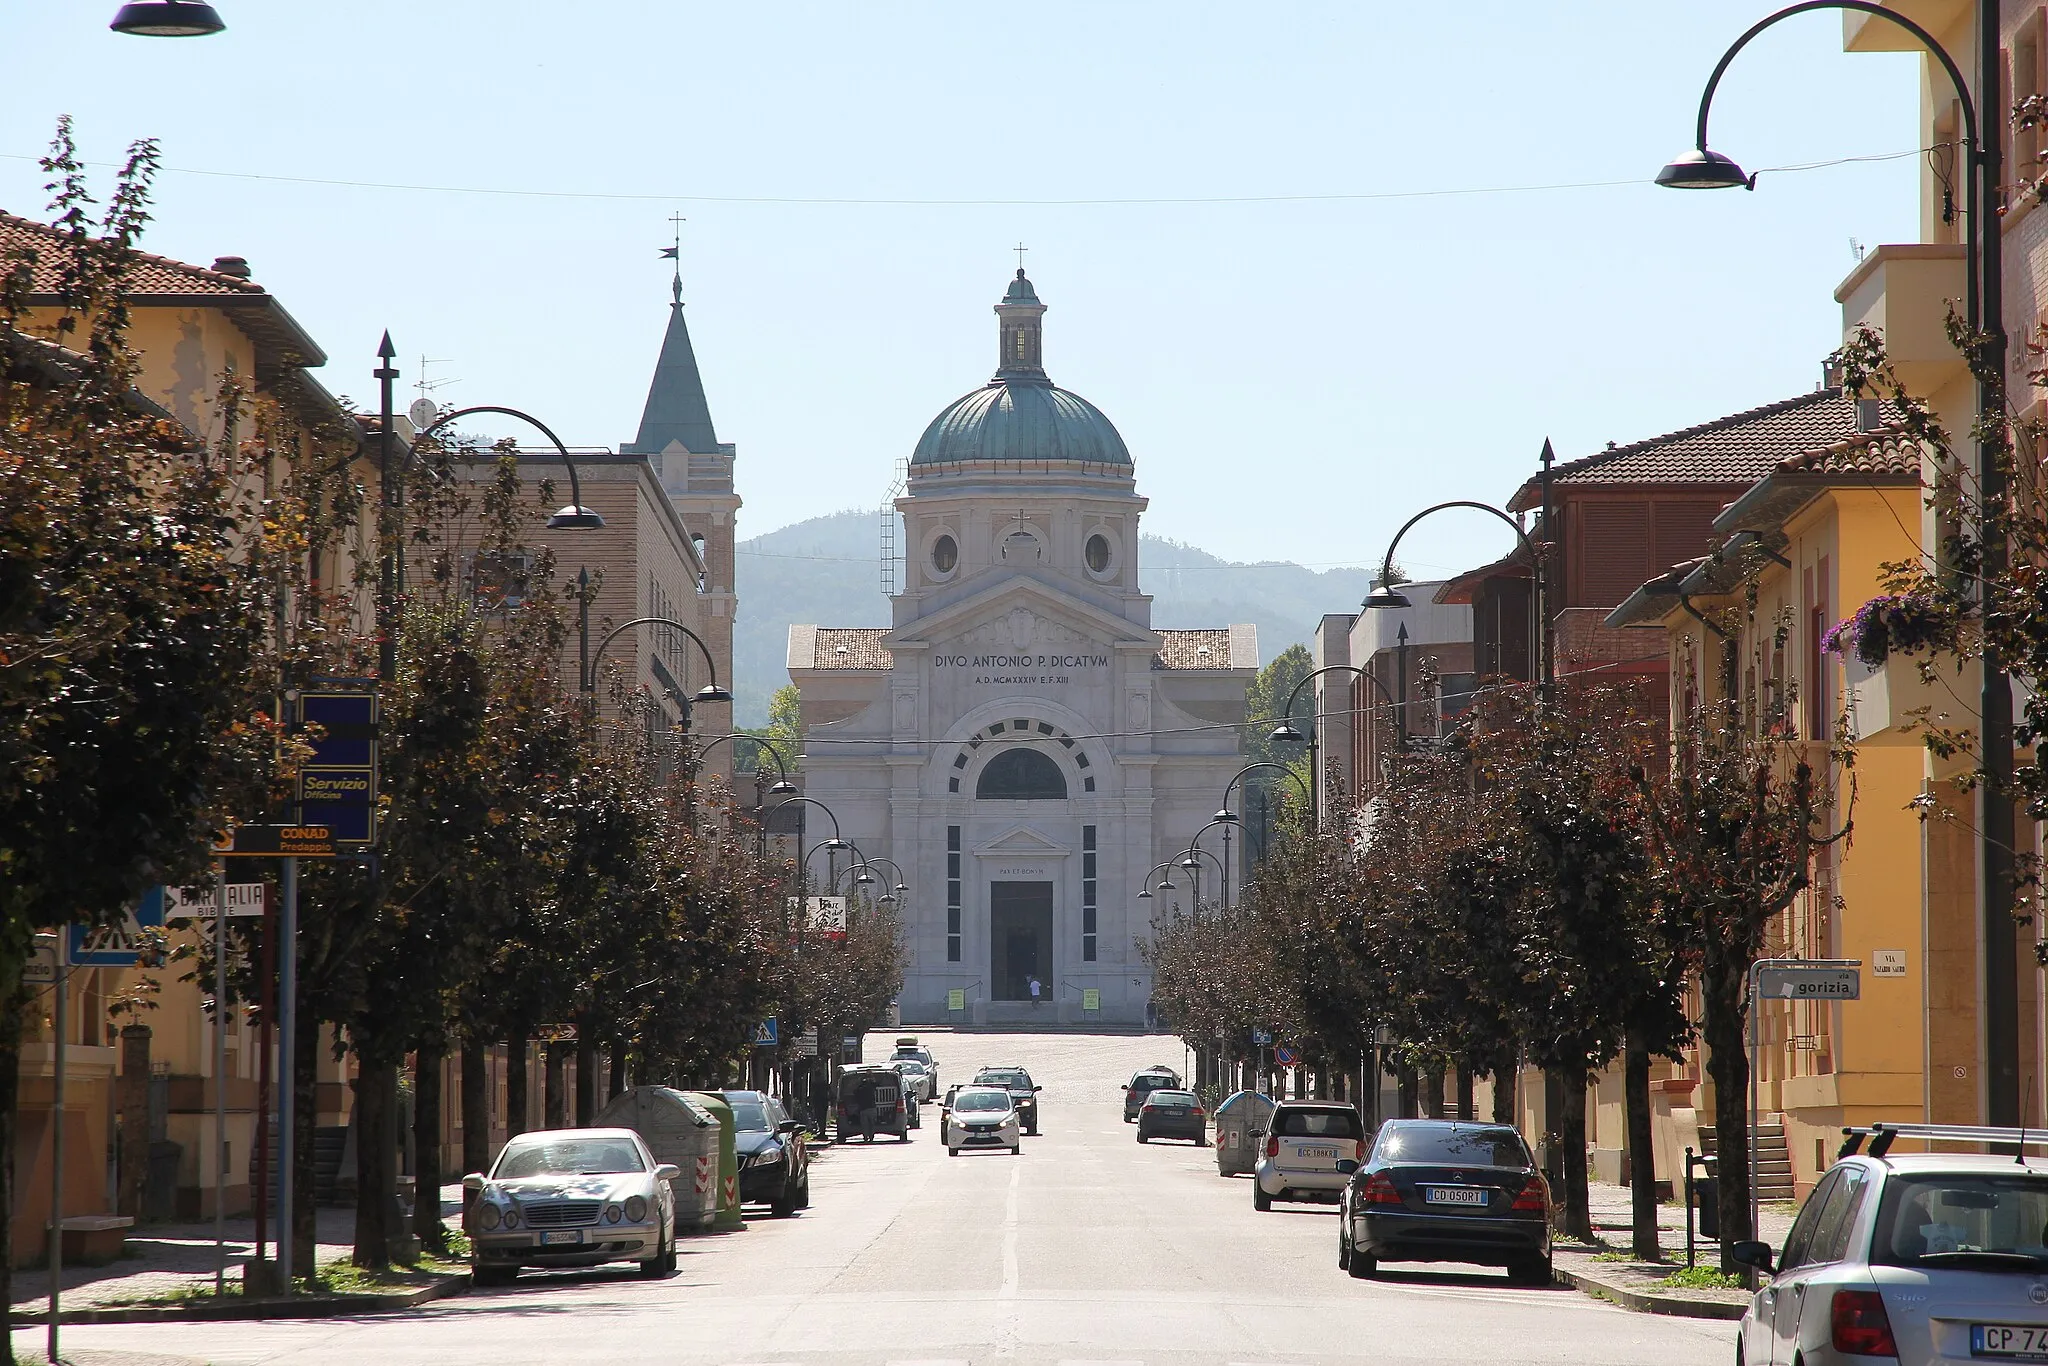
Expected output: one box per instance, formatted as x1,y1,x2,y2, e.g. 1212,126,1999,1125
1551,1180,1795,1320
9,1200,464,1322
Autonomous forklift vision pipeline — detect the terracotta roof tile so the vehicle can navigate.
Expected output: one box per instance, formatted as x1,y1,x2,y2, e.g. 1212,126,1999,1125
1153,629,1233,670
1509,389,1895,509
1774,427,1922,479
813,628,892,669
0,209,268,298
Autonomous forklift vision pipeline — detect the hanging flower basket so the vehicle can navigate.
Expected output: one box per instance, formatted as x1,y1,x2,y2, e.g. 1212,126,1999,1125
1822,594,1948,669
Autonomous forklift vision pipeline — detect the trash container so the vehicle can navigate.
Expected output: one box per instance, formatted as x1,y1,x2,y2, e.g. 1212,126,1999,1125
594,1086,720,1232
1212,1090,1277,1177
685,1092,744,1231
1695,1176,1720,1240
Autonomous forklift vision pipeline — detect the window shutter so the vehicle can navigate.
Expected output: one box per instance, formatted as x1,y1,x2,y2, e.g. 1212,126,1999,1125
1577,502,1652,606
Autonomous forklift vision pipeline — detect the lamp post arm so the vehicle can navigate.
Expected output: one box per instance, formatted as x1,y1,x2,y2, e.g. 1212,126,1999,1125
1376,501,1541,605
415,404,596,518
588,616,725,693
771,795,842,841
1277,663,1373,724
699,732,793,780
1223,760,1310,805
1692,2,1975,157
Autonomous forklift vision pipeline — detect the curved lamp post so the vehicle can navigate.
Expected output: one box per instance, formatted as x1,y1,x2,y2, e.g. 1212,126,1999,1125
696,734,800,797
413,405,605,531
1660,0,2017,1136
845,855,911,909
111,1,224,34
584,618,731,759
1136,860,1191,903
1215,760,1312,894
1266,663,1401,833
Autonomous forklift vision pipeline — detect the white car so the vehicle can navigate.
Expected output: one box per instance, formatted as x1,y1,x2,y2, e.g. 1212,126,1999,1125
944,1086,1021,1156
1732,1125,2048,1366
464,1127,679,1285
892,1058,934,1103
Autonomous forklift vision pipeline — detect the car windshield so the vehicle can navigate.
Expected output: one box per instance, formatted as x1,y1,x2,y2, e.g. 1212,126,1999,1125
954,1090,1012,1113
895,1061,927,1074
977,1071,1030,1089
1373,1126,1528,1166
493,1138,646,1178
1146,1091,1195,1106
725,1100,771,1132
1274,1107,1364,1139
1872,1173,2048,1267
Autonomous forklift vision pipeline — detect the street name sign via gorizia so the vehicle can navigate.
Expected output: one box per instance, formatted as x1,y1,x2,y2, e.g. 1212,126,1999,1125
1746,957,1861,1242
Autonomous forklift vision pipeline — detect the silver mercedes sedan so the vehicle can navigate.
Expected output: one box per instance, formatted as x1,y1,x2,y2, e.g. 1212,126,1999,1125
463,1127,679,1285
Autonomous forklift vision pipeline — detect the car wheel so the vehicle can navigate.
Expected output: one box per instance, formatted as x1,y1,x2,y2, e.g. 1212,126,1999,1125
1347,1247,1376,1280
1011,1144,1021,1155
472,1264,515,1287
1137,1131,1149,1144
1253,1184,1273,1212
1195,1134,1209,1147
1509,1254,1554,1287
899,1131,910,1143
948,1146,959,1157
797,1174,811,1210
1337,1225,1351,1271
771,1178,801,1218
639,1231,670,1278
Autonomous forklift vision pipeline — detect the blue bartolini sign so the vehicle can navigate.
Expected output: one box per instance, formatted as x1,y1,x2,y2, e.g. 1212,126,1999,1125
297,683,379,845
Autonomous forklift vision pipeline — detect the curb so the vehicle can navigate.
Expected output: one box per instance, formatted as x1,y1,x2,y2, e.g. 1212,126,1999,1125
13,1272,469,1325
1555,1265,1748,1321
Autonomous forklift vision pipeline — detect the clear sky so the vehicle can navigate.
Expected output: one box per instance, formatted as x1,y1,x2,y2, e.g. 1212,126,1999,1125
2,2,1919,581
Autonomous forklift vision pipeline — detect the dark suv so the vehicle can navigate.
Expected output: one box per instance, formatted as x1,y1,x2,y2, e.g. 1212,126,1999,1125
1122,1067,1181,1123
972,1066,1041,1135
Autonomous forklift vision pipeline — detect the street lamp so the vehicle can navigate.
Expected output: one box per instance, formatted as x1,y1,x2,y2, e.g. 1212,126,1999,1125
1662,1,2019,1129
111,1,224,34
1265,663,1401,832
696,733,800,798
1366,497,1551,695
583,617,731,775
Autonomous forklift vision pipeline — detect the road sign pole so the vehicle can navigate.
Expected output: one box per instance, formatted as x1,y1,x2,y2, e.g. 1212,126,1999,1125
278,857,297,1292
48,939,67,1366
1746,956,1862,1250
214,864,227,1297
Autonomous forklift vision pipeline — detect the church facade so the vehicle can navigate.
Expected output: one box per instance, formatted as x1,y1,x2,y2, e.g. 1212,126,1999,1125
789,270,1254,1026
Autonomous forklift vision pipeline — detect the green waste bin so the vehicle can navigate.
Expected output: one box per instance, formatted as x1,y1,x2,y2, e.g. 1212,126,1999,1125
685,1092,744,1230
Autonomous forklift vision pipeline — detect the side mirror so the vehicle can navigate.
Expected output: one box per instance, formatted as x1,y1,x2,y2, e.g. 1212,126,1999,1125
1335,1159,1359,1176
653,1163,681,1183
1728,1240,1775,1275
1120,1084,1129,1090
777,1119,800,1134
462,1173,487,1192
1034,1085,1043,1093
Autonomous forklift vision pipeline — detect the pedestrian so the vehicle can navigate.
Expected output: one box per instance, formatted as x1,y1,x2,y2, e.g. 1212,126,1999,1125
1029,976,1042,1007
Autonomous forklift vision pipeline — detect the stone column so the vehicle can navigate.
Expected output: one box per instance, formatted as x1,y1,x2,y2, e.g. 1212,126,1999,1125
118,1024,152,1219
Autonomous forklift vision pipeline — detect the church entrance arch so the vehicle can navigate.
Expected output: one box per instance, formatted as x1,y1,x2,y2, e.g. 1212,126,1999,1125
989,881,1054,1002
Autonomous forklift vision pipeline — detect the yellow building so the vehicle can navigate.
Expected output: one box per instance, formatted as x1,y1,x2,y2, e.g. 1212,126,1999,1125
4,208,367,1261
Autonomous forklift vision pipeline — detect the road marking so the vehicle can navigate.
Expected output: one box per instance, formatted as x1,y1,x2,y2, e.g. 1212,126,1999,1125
887,1360,969,1366
1000,1157,1021,1299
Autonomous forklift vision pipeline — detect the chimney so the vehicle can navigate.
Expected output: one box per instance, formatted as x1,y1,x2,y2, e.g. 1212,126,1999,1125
210,255,252,279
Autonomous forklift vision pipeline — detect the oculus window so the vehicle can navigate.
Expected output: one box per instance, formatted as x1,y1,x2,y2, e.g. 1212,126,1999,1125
1084,533,1112,574
975,747,1067,800
931,533,958,575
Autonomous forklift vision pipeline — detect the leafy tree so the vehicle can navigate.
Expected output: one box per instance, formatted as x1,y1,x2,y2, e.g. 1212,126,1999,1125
1245,643,1314,769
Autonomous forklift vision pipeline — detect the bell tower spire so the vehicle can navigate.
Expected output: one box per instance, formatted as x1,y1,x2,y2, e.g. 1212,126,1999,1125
993,263,1047,383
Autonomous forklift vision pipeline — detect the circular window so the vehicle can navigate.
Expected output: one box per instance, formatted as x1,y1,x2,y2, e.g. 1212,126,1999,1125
931,534,958,574
1085,533,1113,574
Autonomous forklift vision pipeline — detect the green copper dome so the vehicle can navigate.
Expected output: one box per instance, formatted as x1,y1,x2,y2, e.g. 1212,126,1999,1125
910,269,1132,469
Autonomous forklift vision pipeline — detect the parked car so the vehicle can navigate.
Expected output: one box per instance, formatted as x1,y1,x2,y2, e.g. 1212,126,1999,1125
973,1065,1042,1135
1122,1067,1181,1123
1136,1089,1208,1145
836,1064,912,1143
463,1127,678,1285
717,1090,810,1217
944,1086,1022,1156
1731,1125,2048,1366
891,1058,934,1103
1252,1100,1365,1211
1336,1118,1552,1285
891,1038,938,1096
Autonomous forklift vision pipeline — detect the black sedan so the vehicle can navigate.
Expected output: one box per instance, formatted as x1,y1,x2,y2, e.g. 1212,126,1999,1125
1337,1119,1552,1285
718,1090,810,1217
1136,1089,1207,1145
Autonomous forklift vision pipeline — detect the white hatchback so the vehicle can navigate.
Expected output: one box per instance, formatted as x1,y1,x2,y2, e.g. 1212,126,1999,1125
1733,1127,2048,1366
944,1086,1021,1157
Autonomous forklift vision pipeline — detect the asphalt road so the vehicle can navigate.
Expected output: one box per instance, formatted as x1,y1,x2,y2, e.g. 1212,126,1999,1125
24,1030,1738,1366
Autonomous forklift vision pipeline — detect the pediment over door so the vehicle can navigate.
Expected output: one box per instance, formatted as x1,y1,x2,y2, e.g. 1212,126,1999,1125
971,826,1071,860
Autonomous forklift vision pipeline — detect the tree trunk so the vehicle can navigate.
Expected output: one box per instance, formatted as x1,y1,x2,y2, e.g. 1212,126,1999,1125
1557,1063,1593,1243
459,1037,488,1217
1455,1065,1475,1121
1491,1048,1518,1124
574,1030,597,1127
412,1042,445,1250
118,1024,152,1219
544,1043,566,1129
505,1030,528,1140
351,1059,393,1270
1421,1068,1445,1119
0,971,25,1360
608,1039,628,1100
1396,1066,1418,1119
1702,958,1754,1268
1625,1033,1661,1260
292,996,318,1282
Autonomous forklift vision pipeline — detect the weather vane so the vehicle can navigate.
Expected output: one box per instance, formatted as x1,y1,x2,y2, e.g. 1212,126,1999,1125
661,213,687,303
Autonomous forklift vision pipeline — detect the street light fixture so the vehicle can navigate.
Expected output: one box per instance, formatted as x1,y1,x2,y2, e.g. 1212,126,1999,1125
1361,582,1413,610
111,1,224,34
1653,147,1753,191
